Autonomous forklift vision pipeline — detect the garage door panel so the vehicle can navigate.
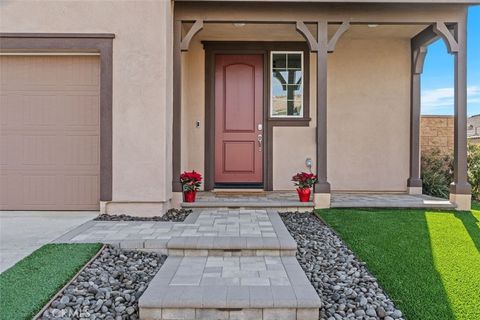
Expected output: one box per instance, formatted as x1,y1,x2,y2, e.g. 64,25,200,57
23,134,61,165
64,95,100,127
64,175,99,205
65,135,100,165
23,174,60,205
0,55,100,210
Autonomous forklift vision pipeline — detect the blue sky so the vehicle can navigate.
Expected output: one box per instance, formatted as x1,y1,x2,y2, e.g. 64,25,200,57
421,6,480,116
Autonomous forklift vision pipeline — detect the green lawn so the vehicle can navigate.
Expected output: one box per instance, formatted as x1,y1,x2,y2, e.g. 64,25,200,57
0,243,102,320
317,203,480,320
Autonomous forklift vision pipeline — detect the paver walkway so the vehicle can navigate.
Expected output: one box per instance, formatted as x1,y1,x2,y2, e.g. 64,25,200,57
54,208,321,320
54,209,297,256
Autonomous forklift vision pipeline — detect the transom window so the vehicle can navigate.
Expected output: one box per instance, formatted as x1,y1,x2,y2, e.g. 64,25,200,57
270,51,304,117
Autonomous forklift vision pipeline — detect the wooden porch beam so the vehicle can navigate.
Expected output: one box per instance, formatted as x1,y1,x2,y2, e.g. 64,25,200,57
327,21,350,53
180,20,204,51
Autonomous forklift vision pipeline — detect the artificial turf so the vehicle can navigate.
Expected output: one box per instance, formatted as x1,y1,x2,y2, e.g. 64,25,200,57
317,203,480,320
0,243,102,320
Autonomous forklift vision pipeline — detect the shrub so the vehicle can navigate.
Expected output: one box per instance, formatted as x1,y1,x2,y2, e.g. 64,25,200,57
421,144,480,200
421,149,453,199
468,143,480,200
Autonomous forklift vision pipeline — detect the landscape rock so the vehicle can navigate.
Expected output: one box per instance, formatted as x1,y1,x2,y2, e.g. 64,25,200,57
41,246,165,319
94,208,191,222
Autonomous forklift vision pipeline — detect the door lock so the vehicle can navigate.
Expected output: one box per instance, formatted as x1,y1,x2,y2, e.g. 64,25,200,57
257,134,263,151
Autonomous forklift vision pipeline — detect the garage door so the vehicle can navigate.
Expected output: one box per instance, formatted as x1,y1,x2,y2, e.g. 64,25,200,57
0,55,100,210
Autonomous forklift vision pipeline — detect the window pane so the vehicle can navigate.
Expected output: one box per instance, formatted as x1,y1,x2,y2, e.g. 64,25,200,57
272,75,287,100
272,54,286,69
271,52,303,117
287,53,302,69
272,98,287,116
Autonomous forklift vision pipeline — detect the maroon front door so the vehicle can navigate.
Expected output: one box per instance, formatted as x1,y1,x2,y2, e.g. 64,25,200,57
214,54,263,184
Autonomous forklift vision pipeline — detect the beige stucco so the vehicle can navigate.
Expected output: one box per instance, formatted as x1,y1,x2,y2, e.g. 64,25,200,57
327,38,411,192
0,0,174,213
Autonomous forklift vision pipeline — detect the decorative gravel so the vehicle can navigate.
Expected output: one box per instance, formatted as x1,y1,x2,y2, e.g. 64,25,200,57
40,246,166,320
94,208,191,222
280,212,405,320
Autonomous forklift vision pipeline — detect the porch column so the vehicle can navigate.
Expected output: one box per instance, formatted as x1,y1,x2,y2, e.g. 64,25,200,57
407,46,427,194
172,20,183,193
314,20,331,208
449,21,471,210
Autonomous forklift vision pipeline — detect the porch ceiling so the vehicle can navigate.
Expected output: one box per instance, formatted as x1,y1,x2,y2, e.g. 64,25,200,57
190,23,428,42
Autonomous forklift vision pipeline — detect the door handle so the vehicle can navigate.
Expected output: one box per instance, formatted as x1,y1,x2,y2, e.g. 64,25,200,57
257,134,263,151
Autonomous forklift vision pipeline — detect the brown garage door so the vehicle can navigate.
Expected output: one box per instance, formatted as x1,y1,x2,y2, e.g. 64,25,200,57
0,55,100,210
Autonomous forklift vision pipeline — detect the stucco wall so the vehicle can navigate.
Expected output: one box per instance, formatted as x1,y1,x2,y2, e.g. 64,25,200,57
0,1,173,209
327,39,411,192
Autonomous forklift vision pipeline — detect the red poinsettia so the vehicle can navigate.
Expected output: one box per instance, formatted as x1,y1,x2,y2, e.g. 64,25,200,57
292,172,318,189
180,171,203,191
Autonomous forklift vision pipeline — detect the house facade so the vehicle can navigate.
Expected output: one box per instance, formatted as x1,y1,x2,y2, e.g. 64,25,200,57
0,0,476,213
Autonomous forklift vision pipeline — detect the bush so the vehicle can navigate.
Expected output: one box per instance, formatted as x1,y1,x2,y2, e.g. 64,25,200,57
421,149,453,199
468,143,480,200
421,144,480,200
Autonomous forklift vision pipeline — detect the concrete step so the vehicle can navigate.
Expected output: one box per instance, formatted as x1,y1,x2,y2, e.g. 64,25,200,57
139,256,321,320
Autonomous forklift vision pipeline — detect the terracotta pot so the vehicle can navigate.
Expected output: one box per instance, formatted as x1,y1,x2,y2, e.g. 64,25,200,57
296,187,311,202
183,190,197,202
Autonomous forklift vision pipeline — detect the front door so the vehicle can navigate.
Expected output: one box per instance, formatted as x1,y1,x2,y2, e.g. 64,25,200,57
214,54,263,185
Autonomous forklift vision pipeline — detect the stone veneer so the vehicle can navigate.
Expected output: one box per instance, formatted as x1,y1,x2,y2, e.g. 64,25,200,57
421,115,454,154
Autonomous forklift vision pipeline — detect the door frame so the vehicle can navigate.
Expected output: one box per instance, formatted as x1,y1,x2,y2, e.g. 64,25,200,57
203,41,310,191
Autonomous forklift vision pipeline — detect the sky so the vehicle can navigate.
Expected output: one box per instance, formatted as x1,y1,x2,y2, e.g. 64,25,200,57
421,6,480,116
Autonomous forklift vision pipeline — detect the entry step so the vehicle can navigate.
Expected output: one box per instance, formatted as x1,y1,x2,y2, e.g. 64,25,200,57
139,256,321,320
181,201,314,209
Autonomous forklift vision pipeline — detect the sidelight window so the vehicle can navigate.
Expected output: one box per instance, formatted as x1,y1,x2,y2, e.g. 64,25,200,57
270,51,304,117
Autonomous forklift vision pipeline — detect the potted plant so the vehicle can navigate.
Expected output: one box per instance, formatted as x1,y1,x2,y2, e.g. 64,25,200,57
292,172,318,202
180,170,202,202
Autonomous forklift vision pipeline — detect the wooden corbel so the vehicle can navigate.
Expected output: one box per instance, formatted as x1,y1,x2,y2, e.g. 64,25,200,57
433,22,459,54
327,21,350,53
296,21,319,52
180,20,204,52
412,46,428,75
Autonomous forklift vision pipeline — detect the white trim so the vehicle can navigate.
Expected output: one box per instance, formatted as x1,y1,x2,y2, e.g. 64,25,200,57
270,51,304,118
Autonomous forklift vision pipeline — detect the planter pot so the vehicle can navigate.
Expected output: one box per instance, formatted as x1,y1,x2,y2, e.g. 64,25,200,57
296,188,311,202
183,190,197,202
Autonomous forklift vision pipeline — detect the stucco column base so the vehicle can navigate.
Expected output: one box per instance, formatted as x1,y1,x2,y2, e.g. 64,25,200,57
102,202,169,217
314,193,331,209
100,201,108,214
170,192,183,209
407,187,423,195
449,193,471,211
